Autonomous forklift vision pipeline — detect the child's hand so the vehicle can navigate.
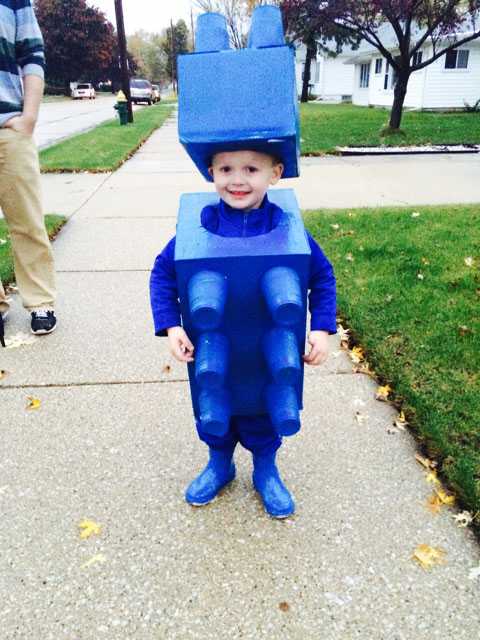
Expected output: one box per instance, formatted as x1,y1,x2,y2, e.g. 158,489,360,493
303,330,329,366
167,326,195,363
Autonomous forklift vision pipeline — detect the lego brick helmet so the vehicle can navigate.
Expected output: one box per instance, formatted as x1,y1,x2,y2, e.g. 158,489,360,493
177,5,300,181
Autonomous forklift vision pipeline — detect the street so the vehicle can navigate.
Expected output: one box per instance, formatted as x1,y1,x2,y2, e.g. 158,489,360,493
35,94,144,149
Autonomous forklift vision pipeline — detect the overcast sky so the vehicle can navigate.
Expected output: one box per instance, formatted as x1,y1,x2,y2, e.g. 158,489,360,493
91,0,198,35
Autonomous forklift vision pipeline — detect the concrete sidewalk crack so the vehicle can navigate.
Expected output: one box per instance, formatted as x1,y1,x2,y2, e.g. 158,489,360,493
0,378,190,390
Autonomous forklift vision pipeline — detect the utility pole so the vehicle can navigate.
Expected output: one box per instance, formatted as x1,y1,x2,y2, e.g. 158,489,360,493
170,18,177,95
114,0,133,123
190,8,195,50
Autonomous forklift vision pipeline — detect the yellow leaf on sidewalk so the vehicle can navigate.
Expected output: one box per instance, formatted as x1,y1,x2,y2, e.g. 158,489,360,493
412,544,446,570
415,454,437,469
375,385,392,401
425,494,442,515
435,488,455,506
81,553,106,569
26,396,41,410
350,346,364,363
78,519,101,539
425,469,440,485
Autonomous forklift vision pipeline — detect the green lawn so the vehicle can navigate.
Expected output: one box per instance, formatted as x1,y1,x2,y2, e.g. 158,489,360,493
40,103,175,172
305,204,480,520
0,216,66,284
300,103,480,154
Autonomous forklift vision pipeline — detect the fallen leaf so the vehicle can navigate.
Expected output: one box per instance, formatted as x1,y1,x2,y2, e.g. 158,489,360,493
415,454,437,469
330,223,340,231
279,602,290,612
411,212,421,218
425,469,440,485
385,294,393,303
162,364,172,374
375,385,392,401
355,411,367,425
421,257,430,265
464,256,474,267
435,488,455,506
417,272,424,280
337,324,351,348
0,238,7,246
452,511,473,528
26,396,41,411
5,332,37,349
425,494,442,515
468,566,480,580
352,362,375,378
81,553,106,569
393,411,408,430
78,519,101,540
0,369,9,381
458,325,472,336
349,346,365,363
412,544,446,570
345,253,354,262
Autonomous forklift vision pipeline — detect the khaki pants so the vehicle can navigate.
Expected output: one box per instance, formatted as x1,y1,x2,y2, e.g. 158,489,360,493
0,128,56,314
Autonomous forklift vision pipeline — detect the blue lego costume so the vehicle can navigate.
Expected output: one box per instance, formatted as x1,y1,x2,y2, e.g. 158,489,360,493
150,7,336,517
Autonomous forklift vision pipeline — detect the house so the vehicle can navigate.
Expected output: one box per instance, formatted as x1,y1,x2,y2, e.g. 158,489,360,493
344,23,480,110
295,43,355,102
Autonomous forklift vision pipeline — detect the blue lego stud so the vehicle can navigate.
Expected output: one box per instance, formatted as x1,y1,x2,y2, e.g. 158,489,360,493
261,266,303,326
195,12,230,52
199,388,232,436
263,328,301,386
266,384,301,436
195,332,230,390
188,270,227,330
247,5,285,48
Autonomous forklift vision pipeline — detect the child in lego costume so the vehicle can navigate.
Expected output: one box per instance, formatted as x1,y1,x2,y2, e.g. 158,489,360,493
150,7,336,518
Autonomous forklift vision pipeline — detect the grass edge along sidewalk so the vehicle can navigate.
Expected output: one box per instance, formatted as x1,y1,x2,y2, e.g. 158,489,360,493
0,215,66,285
40,103,175,173
300,103,480,154
305,203,480,524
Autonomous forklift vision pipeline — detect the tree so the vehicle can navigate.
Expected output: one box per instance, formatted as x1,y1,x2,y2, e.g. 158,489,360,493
35,0,116,93
194,0,252,48
127,31,168,83
280,0,358,102
317,0,480,129
161,20,190,90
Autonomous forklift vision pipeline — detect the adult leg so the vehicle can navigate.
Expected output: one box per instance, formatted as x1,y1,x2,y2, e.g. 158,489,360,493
184,421,238,506
236,415,295,518
0,130,56,312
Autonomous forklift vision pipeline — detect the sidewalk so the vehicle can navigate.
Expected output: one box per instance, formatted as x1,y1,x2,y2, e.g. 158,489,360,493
1,114,479,638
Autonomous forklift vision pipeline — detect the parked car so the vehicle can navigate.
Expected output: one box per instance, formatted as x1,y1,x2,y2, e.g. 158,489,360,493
71,83,96,100
151,84,161,103
130,79,153,105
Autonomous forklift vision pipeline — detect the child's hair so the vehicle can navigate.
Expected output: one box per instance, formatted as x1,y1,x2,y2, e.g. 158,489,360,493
209,150,283,168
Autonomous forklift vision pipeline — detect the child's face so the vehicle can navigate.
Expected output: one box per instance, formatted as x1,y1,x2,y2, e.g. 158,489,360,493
209,150,283,212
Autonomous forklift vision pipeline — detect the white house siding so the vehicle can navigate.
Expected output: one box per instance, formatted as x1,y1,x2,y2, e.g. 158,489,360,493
295,44,355,100
421,44,480,109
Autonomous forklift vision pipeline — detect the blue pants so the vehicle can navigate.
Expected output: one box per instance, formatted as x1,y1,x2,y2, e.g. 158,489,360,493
196,414,282,456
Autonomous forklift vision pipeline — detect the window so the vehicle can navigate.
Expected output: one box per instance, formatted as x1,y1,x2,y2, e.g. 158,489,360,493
375,58,383,74
359,63,370,88
384,62,390,89
412,51,423,66
445,49,469,69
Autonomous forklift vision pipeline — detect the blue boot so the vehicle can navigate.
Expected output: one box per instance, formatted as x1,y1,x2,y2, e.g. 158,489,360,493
185,447,236,506
252,451,295,518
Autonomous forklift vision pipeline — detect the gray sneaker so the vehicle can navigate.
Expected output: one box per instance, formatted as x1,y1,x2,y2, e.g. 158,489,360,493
31,309,57,335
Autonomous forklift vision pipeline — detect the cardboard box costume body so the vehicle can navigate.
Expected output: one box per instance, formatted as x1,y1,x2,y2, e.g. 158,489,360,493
175,7,309,438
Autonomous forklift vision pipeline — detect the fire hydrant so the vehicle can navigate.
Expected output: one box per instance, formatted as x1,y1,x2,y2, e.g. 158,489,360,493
114,90,129,125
